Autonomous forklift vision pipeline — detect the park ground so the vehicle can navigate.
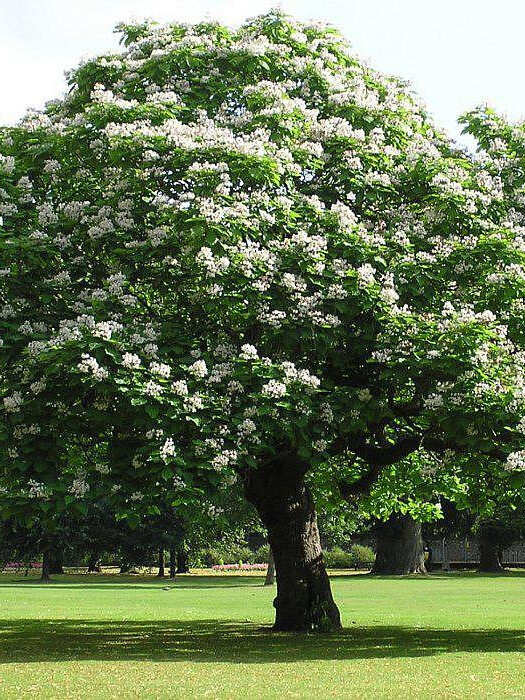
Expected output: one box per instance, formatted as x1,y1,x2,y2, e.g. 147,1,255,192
0,571,525,698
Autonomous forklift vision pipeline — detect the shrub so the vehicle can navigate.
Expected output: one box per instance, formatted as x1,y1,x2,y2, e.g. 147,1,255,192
323,547,354,569
350,544,375,566
196,544,255,567
323,545,375,569
252,544,271,563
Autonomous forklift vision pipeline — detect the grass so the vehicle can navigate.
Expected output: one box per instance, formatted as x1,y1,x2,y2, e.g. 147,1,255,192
0,571,525,698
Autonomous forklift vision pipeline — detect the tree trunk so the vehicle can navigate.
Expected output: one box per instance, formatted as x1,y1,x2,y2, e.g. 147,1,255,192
119,562,130,574
245,456,341,632
176,549,190,574
157,547,165,577
478,537,504,572
264,548,276,586
169,545,177,579
48,546,64,575
372,513,427,575
41,549,51,582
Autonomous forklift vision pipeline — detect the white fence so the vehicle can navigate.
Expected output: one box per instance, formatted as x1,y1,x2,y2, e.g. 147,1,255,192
428,539,525,564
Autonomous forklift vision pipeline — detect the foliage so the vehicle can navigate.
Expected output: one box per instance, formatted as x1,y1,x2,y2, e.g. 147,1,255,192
350,543,376,565
323,544,375,568
194,543,255,567
252,544,271,563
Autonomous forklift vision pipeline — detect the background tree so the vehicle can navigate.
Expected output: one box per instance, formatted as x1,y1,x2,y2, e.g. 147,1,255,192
313,451,463,574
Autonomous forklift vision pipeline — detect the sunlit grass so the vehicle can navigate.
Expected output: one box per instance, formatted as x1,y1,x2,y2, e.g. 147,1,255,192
0,571,525,698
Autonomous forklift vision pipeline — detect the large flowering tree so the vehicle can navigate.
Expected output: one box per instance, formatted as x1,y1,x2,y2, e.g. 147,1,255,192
3,11,525,630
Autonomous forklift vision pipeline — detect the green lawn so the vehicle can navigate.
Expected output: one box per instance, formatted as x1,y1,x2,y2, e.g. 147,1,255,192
0,571,525,698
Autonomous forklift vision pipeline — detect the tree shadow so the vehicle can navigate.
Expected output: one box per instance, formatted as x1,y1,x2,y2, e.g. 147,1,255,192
1,619,524,664
0,575,265,590
352,570,525,580
4,571,525,590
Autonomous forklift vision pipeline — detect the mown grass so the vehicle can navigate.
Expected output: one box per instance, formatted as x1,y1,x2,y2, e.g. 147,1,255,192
0,571,525,698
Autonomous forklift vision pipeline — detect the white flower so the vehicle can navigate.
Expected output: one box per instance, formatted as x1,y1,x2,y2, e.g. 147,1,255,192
149,361,171,378
506,451,525,471
312,439,328,452
184,395,204,412
122,353,141,369
296,369,321,390
516,417,525,434
160,437,176,462
77,354,108,381
261,380,287,399
357,263,376,287
240,344,258,360
93,320,122,340
171,380,189,396
424,393,444,409
3,391,23,413
68,477,90,498
27,479,48,498
30,379,46,394
144,380,162,397
188,359,208,378
238,418,257,436
211,450,237,471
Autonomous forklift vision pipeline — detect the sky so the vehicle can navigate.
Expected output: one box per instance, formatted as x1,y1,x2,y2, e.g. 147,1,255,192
1,0,524,144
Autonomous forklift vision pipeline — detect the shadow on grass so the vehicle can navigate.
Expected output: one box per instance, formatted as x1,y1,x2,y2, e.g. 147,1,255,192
4,570,525,590
0,619,524,664
351,571,525,581
0,575,266,590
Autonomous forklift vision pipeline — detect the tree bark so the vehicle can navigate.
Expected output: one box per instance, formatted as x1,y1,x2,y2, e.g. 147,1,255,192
478,537,504,572
264,547,276,586
176,549,190,574
169,545,177,579
157,547,165,577
48,546,64,575
244,455,341,632
371,513,427,575
41,549,51,582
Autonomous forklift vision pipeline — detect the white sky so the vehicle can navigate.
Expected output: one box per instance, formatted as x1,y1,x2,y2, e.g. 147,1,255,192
1,0,524,144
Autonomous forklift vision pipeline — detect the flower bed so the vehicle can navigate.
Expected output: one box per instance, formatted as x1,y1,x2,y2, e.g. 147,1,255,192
1,562,42,571
212,563,267,571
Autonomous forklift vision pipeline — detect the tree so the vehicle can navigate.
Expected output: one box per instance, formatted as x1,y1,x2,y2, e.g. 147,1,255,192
371,513,426,575
313,451,463,574
3,11,525,630
264,548,276,586
454,465,525,573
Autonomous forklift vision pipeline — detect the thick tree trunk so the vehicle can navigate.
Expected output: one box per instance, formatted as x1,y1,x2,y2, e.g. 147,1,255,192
176,549,190,574
478,537,504,572
372,513,427,575
119,562,130,574
245,456,341,632
41,549,51,582
157,547,165,577
48,546,64,575
169,545,177,579
264,548,276,586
